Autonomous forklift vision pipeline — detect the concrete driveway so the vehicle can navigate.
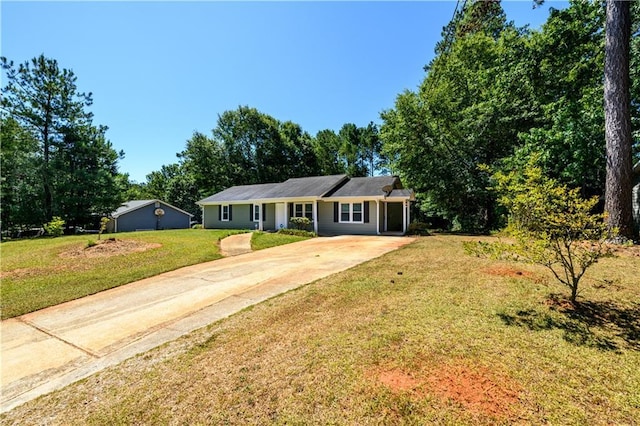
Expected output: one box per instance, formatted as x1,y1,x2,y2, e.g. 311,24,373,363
1,235,414,413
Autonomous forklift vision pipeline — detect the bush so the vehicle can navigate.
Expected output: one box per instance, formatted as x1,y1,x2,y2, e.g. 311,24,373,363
192,224,203,229
407,222,431,236
465,157,613,303
43,216,65,237
277,228,316,237
289,217,311,230
98,217,110,240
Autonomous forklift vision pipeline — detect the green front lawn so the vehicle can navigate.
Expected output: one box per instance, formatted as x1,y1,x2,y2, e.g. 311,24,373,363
3,236,638,424
0,229,243,319
250,231,311,250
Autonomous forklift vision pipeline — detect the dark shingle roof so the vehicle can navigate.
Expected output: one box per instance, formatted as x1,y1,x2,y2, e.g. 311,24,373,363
388,189,414,199
326,176,400,198
264,175,348,198
197,183,282,203
198,175,348,203
197,174,414,204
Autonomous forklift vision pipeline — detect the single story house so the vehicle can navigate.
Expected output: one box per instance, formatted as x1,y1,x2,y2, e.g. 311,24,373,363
107,199,193,233
196,174,415,235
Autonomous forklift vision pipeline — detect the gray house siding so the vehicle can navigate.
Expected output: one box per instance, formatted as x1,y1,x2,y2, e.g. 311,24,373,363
203,204,261,230
317,201,378,235
116,203,190,232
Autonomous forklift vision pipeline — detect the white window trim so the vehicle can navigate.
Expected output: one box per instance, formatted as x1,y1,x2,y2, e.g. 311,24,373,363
339,202,364,224
294,202,313,220
221,204,230,222
253,203,261,222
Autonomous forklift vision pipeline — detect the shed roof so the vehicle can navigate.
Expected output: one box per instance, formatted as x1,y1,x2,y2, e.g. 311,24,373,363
112,200,193,218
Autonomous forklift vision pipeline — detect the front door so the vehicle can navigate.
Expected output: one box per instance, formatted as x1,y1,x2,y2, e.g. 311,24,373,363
386,202,403,232
275,203,286,230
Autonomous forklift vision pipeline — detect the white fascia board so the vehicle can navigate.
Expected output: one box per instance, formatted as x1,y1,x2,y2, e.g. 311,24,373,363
198,196,320,205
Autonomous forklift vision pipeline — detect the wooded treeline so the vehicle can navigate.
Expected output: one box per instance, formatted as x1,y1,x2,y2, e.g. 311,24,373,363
382,0,639,233
122,109,384,222
2,0,638,234
1,56,123,231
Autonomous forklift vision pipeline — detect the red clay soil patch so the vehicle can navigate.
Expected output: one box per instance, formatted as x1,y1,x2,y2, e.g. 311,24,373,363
377,369,421,392
374,361,521,418
481,266,542,282
59,239,161,259
425,363,520,418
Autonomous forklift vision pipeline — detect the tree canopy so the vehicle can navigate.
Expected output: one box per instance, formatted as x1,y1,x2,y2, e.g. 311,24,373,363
381,0,639,234
1,55,124,231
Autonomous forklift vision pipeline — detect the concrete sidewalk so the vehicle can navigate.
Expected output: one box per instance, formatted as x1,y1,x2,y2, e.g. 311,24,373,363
1,235,414,413
219,232,253,256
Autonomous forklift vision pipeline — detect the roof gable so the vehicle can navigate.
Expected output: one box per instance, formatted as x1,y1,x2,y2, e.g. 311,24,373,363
112,200,193,217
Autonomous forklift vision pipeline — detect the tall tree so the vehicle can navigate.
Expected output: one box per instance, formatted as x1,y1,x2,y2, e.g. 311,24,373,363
313,129,347,175
0,116,43,229
51,124,124,228
382,1,535,231
278,121,320,177
178,131,229,196
339,123,368,177
515,1,606,196
1,55,94,222
604,0,634,240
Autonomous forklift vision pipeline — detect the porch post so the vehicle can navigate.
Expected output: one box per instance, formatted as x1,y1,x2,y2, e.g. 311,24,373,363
313,201,318,234
284,202,288,229
406,200,411,232
258,204,263,231
376,200,380,235
384,202,388,232
403,200,407,234
201,206,205,229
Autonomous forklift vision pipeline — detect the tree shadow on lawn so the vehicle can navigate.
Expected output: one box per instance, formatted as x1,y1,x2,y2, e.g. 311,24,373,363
498,295,640,352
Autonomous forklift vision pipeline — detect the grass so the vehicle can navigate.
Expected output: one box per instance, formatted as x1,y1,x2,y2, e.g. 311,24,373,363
250,231,311,250
0,229,244,319
2,235,639,424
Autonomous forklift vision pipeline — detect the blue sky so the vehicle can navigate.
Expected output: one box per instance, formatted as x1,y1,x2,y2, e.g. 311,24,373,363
2,1,568,183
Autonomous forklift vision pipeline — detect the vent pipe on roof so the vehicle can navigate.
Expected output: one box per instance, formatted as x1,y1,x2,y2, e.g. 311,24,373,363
382,184,393,198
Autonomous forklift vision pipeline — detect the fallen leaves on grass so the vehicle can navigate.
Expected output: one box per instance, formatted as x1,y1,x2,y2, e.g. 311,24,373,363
481,266,543,282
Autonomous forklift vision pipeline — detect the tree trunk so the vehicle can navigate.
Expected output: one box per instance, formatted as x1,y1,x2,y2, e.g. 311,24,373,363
604,0,634,241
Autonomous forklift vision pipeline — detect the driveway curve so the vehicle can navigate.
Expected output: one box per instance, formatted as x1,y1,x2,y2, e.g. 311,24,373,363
1,235,414,413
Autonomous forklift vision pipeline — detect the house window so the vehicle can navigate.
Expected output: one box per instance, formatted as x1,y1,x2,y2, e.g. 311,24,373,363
221,205,230,221
294,203,313,220
353,203,363,222
339,202,363,223
253,204,260,222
